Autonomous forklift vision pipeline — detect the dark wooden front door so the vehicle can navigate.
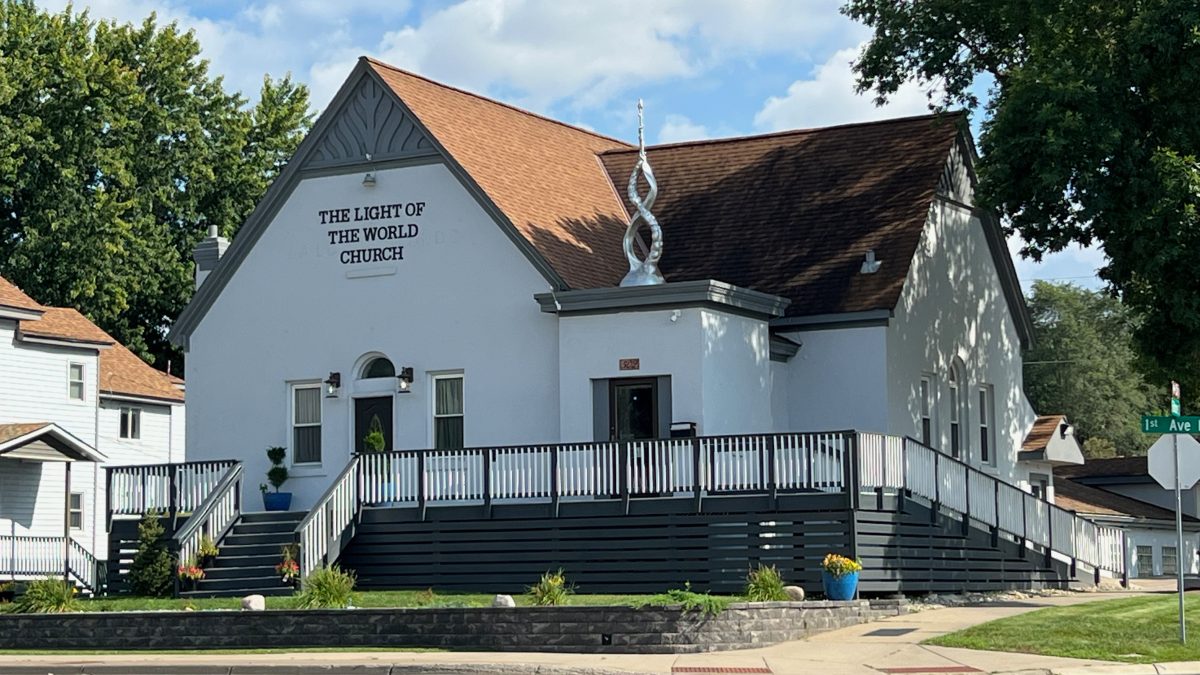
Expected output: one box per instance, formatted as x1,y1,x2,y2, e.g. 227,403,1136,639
355,396,394,454
610,378,660,495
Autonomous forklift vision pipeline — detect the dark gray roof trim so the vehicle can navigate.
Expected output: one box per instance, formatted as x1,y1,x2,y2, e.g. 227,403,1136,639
536,280,790,320
305,74,434,170
771,309,891,331
170,58,566,348
1017,450,1046,462
770,335,801,362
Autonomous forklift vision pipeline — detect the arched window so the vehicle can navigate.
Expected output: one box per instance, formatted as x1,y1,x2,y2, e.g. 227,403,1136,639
361,356,395,379
948,360,965,460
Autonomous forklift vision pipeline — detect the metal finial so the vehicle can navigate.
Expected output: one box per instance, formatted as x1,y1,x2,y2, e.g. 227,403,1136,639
620,99,665,287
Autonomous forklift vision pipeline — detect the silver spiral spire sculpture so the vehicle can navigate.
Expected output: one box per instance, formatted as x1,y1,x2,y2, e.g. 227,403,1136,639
620,99,666,287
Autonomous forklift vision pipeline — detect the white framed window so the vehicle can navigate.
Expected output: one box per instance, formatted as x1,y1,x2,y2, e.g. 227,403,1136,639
68,492,83,530
1136,545,1154,576
948,362,964,460
978,386,994,465
67,362,85,401
919,375,935,447
1164,546,1179,576
291,384,322,465
433,374,464,450
119,407,141,440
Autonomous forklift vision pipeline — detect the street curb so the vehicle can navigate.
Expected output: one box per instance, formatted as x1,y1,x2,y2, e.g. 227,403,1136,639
1045,663,1200,675
0,665,656,675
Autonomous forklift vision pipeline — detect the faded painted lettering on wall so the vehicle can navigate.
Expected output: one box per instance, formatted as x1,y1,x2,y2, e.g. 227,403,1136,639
321,201,426,264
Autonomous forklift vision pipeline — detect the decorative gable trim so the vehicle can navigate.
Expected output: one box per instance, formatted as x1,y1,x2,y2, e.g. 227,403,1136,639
304,73,436,170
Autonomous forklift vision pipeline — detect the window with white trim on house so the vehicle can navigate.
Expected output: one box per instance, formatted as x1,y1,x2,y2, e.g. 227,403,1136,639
119,407,141,440
292,384,322,464
948,364,963,459
1164,546,1179,576
69,492,83,530
68,362,85,401
433,374,464,450
978,386,994,465
1136,546,1154,576
919,376,935,447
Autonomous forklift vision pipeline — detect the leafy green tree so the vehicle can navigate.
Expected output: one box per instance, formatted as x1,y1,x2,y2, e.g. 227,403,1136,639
1024,282,1152,456
0,1,312,368
128,512,173,597
842,0,1200,381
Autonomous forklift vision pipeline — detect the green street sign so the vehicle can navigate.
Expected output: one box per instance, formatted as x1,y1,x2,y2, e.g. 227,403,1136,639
1143,415,1200,434
1173,399,1182,417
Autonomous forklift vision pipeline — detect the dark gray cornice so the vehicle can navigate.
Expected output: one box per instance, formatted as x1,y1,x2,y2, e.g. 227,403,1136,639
535,280,790,320
770,309,892,331
769,335,801,362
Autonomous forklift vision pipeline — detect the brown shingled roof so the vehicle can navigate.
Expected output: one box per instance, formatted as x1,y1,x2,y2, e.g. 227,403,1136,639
0,276,43,313
1056,456,1149,479
1055,478,1195,521
1023,414,1067,452
368,59,633,290
21,307,114,346
598,114,964,316
0,422,51,446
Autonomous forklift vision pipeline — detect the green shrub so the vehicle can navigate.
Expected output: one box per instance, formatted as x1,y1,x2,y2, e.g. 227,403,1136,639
12,577,79,613
129,511,174,597
198,535,219,561
526,568,573,606
363,415,386,453
296,565,356,609
265,446,289,491
638,582,730,616
744,564,788,602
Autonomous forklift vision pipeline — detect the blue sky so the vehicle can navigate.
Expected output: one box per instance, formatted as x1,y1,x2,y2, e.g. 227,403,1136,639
41,0,1105,291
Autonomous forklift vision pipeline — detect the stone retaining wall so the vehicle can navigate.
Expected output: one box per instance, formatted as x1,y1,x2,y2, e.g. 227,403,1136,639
0,599,908,653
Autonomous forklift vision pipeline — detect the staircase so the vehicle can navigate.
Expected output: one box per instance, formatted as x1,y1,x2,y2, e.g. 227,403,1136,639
184,511,304,598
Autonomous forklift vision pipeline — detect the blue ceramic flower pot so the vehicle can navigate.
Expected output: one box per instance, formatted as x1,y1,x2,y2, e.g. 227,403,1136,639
263,491,292,511
822,570,859,600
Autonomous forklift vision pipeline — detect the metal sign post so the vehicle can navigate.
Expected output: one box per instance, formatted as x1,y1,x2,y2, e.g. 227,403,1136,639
1144,381,1192,643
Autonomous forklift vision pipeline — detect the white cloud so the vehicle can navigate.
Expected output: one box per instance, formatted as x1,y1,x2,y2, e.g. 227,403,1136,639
754,44,935,131
657,114,710,144
1007,234,1107,291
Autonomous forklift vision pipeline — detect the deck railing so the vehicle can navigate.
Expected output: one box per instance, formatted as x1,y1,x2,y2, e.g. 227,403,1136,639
172,463,243,569
855,434,1126,576
295,456,360,578
106,459,239,528
0,535,101,593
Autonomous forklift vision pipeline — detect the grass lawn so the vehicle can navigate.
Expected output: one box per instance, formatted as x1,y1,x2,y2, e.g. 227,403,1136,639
0,590,659,613
926,595,1200,664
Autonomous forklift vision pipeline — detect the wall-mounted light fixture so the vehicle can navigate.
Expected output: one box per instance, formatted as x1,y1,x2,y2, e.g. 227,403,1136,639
362,172,377,187
324,372,341,398
397,367,414,393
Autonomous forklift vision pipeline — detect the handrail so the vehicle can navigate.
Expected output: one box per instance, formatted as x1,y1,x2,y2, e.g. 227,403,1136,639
106,459,239,529
295,456,360,579
172,463,243,571
67,537,101,593
858,434,1125,577
0,535,101,593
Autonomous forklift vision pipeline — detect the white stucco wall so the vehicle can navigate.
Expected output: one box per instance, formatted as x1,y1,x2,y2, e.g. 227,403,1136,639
1124,526,1200,577
885,198,1035,487
186,162,560,509
557,307,774,441
779,326,889,433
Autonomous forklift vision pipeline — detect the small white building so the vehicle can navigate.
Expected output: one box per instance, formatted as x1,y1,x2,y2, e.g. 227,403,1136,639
0,276,184,588
171,57,1073,513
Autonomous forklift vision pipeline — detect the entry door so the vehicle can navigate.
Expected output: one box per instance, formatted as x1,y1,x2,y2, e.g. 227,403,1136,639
354,396,394,454
610,378,660,495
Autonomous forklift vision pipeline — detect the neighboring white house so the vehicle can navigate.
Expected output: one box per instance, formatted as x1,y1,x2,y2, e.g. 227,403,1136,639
0,275,184,579
170,56,1074,511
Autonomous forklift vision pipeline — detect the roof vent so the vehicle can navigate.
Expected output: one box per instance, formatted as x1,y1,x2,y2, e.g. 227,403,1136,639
860,249,882,274
620,100,665,287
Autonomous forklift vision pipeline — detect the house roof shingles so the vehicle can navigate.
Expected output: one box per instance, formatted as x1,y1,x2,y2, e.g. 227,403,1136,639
0,276,43,313
0,277,183,403
368,59,964,315
1055,456,1149,480
597,116,963,316
0,422,51,446
1023,414,1066,452
1055,478,1195,522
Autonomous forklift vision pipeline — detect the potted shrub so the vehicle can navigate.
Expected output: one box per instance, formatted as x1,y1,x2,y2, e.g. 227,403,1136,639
197,534,219,568
177,559,205,591
821,553,862,600
262,446,292,511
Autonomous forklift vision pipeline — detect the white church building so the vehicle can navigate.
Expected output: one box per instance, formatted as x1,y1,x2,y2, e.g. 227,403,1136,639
158,57,1119,596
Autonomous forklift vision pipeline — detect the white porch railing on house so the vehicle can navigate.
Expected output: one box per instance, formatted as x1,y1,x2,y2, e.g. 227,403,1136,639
106,459,239,527
855,434,1126,577
295,456,360,578
0,535,101,592
172,463,243,569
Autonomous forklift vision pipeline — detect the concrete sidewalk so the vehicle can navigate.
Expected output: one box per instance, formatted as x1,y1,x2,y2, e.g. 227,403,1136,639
0,590,1185,675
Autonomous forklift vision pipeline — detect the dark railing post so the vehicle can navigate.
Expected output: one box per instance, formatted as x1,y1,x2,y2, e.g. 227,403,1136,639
992,480,1000,547
931,452,940,524
766,436,777,509
691,437,703,513
550,446,560,518
896,439,906,512
355,457,365,522
962,469,971,536
168,464,179,531
1020,493,1029,556
417,451,427,521
482,450,493,519
105,468,114,533
1045,505,1054,567
844,433,860,571
619,442,630,515
1121,535,1130,587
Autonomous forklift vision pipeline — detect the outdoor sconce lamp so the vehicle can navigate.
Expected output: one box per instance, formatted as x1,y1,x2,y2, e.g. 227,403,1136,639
397,367,414,393
324,372,341,398
362,172,377,187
